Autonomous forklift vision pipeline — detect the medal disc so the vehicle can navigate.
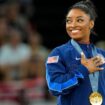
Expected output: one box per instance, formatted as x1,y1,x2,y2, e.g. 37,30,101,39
89,92,103,105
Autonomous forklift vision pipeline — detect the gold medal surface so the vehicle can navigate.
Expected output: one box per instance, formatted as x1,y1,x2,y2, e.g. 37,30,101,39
89,92,103,105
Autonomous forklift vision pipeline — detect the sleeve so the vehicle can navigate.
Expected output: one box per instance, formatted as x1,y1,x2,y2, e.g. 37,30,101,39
46,48,89,96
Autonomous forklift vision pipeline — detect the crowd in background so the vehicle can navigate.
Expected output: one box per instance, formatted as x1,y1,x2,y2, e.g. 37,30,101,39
0,0,53,105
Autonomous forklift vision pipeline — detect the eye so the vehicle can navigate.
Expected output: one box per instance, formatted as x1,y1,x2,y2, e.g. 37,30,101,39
77,19,84,23
66,19,72,24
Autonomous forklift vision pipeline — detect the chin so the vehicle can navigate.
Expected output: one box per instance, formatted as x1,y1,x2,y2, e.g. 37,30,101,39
70,36,82,40
69,34,81,39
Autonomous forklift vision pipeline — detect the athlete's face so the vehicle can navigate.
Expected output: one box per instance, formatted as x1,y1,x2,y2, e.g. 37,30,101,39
66,8,94,42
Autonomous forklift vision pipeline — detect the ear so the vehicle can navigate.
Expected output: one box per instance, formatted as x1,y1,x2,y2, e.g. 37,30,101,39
90,20,94,29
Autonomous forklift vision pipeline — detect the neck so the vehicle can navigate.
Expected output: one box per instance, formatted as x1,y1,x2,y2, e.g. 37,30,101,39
77,40,90,44
74,39,90,44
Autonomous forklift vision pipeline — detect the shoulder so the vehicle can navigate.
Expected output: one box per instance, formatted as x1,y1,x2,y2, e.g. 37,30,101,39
96,47,105,57
48,40,73,56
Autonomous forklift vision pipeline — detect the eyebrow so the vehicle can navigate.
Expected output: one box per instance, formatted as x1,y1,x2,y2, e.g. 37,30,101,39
66,16,84,19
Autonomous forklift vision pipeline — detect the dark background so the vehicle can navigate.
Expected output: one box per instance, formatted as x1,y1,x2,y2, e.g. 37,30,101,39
33,0,105,49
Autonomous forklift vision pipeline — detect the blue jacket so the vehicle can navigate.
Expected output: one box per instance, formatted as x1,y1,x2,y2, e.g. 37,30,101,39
46,40,105,105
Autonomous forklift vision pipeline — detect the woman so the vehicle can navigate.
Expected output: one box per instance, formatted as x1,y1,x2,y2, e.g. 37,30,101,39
46,0,105,105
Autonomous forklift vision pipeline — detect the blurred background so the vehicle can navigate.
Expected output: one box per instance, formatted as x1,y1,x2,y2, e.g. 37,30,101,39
0,0,105,105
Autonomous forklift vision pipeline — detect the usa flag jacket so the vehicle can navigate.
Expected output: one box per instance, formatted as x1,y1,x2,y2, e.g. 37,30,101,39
46,40,105,105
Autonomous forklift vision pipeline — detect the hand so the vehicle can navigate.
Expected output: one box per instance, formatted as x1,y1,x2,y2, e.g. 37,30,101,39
81,52,104,73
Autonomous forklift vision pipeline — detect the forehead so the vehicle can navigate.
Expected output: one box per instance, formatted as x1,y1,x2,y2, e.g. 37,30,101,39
67,8,90,19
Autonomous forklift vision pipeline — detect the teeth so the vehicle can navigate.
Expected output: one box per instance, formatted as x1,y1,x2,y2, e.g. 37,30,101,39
72,30,80,33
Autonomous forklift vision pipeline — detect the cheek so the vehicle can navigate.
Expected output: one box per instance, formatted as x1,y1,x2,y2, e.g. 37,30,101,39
66,25,69,33
81,23,90,32
66,24,68,30
83,28,90,34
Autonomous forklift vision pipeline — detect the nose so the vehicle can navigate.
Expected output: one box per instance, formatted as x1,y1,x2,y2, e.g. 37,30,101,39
66,20,77,28
70,21,77,27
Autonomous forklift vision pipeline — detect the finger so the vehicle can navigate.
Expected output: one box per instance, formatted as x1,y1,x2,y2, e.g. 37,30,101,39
95,61,104,67
95,67,104,71
94,58,102,65
81,52,86,59
99,56,105,63
91,56,99,61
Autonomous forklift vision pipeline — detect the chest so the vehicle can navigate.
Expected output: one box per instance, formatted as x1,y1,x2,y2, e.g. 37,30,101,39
63,48,91,69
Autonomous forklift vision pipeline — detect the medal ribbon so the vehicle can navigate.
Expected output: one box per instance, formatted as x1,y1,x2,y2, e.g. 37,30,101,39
71,39,99,92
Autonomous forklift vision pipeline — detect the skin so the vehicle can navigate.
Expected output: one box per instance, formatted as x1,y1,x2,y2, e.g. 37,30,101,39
66,8,104,73
66,8,94,44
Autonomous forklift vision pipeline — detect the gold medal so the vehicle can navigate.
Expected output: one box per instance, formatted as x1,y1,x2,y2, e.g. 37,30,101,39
89,92,103,105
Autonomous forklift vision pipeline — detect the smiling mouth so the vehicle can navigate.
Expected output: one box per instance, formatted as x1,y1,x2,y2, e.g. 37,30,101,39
69,29,81,35
71,29,80,32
